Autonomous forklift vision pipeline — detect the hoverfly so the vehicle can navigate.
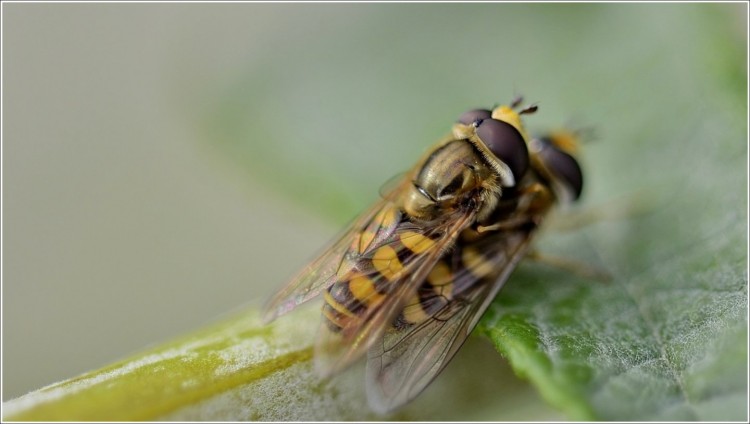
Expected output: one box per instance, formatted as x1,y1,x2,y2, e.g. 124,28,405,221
262,97,584,413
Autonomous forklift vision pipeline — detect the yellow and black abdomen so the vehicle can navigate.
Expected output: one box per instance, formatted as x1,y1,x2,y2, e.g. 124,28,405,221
393,225,530,329
321,203,525,334
321,215,442,333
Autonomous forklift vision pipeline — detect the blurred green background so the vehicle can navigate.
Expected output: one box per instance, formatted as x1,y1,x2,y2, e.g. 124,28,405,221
3,2,746,420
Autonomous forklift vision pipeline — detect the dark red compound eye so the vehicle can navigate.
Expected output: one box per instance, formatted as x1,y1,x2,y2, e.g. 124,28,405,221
475,118,529,182
457,108,492,125
536,138,584,200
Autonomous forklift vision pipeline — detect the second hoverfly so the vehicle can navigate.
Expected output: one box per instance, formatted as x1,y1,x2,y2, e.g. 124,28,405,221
263,97,584,413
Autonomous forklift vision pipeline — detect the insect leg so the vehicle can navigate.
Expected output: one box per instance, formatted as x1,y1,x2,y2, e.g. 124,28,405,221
525,250,612,282
545,190,656,232
476,215,532,233
477,182,552,233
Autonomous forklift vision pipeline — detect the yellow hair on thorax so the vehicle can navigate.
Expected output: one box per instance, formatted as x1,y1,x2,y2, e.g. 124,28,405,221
491,105,530,142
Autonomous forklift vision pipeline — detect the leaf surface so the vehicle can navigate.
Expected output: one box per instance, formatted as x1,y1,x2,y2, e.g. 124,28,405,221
192,4,747,420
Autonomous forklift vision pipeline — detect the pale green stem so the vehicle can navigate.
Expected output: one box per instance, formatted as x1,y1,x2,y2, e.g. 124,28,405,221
2,306,385,421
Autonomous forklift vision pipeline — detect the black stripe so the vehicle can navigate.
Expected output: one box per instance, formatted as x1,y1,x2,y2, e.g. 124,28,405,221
327,280,366,315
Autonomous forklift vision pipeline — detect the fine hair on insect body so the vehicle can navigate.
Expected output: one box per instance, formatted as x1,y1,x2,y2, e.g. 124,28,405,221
263,96,584,413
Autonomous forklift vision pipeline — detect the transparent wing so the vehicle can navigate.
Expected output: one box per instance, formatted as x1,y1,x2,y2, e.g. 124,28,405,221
365,229,534,413
314,207,478,376
261,180,408,323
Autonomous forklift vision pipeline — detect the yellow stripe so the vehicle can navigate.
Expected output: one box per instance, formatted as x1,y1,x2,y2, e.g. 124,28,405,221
321,306,342,328
357,230,376,254
427,261,454,300
323,291,356,318
399,231,435,254
322,306,359,332
357,206,399,254
402,295,430,324
462,247,496,278
372,245,404,281
491,105,529,141
349,274,385,306
381,206,398,228
427,261,451,285
491,106,523,133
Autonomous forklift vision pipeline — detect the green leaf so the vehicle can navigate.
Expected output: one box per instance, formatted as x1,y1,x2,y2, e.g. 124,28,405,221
183,3,746,420
8,3,743,421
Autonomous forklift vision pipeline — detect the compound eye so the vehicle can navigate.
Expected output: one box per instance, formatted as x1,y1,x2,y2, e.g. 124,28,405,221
475,118,529,182
536,138,584,200
457,108,492,125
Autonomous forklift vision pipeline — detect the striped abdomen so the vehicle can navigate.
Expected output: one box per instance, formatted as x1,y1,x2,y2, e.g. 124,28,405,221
322,211,506,332
322,205,441,333
392,240,503,329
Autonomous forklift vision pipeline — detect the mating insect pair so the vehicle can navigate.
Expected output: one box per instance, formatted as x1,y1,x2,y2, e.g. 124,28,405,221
262,97,584,413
